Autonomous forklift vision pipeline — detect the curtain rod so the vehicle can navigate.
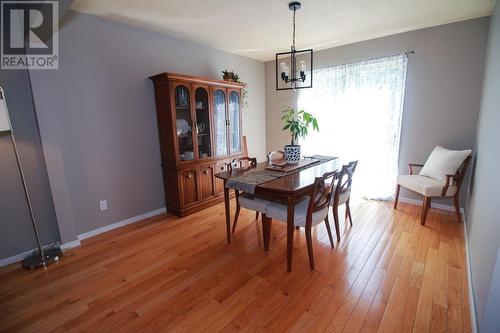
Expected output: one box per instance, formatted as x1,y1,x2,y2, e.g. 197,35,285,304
315,50,415,71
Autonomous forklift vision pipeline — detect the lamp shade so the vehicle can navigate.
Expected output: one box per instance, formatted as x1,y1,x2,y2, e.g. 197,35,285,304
0,89,11,132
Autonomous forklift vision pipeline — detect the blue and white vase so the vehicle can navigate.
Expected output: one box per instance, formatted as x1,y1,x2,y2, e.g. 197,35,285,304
284,145,301,164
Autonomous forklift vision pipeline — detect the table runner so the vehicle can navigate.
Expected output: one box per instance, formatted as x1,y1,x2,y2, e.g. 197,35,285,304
225,156,335,194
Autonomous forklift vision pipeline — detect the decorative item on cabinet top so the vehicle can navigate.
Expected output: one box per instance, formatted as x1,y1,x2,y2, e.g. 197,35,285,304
148,72,246,217
221,70,248,109
149,72,246,88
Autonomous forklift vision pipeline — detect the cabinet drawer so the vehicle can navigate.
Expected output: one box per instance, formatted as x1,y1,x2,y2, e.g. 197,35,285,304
181,169,198,206
200,166,215,200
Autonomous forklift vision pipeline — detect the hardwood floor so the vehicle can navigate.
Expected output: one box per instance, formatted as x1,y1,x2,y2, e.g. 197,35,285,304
0,199,472,332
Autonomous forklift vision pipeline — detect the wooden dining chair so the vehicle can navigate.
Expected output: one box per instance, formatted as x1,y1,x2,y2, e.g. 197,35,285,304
267,150,284,163
227,157,272,235
265,171,337,270
227,156,257,171
329,160,358,241
394,147,472,225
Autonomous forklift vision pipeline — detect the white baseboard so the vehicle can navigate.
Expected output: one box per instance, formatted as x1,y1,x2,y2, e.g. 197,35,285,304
0,240,81,267
0,248,35,268
61,239,81,250
0,207,166,268
462,215,478,333
77,207,166,240
398,197,464,213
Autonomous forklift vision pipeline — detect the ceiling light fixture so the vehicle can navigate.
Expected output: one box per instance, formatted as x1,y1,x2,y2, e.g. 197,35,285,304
276,1,313,90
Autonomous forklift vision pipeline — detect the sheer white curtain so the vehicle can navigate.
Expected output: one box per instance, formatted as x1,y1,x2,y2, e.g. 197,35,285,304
298,54,408,200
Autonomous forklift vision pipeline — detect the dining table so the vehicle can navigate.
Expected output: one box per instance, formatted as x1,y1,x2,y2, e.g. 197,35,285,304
215,156,340,272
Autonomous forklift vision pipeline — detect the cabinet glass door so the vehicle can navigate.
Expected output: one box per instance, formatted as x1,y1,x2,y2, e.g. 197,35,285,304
194,87,211,159
228,90,242,154
214,89,228,157
174,85,195,161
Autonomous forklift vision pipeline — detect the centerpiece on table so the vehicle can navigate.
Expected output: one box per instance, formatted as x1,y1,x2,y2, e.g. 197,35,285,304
281,106,319,164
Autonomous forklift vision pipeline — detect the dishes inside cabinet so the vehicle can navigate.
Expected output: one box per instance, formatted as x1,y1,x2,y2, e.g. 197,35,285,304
176,119,190,135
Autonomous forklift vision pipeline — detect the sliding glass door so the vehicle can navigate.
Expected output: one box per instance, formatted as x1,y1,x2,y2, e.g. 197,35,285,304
298,54,408,200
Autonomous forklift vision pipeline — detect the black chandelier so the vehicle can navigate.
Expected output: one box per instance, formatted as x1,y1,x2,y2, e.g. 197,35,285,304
276,1,313,90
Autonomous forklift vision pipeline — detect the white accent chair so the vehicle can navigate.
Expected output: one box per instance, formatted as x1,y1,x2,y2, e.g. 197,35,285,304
393,146,472,225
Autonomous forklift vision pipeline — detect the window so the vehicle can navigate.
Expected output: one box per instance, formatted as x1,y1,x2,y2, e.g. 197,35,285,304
298,54,408,200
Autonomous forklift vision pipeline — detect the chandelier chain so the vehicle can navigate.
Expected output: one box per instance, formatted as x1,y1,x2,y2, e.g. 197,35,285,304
277,1,312,90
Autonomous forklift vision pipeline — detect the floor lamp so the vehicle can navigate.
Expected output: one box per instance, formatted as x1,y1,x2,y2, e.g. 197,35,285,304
0,87,62,269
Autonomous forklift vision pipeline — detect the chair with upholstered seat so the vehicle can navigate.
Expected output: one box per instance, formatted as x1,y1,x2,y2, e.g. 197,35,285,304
393,146,472,225
264,171,337,270
329,160,358,241
227,157,272,237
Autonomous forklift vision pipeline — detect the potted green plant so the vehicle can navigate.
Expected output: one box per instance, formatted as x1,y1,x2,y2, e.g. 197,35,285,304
281,107,319,164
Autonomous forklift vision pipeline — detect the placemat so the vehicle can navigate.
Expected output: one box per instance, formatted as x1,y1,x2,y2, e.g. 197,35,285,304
265,158,320,172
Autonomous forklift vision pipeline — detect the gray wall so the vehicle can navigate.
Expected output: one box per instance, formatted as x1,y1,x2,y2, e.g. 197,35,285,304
265,17,489,206
0,70,60,259
466,2,500,332
29,10,266,237
0,0,78,261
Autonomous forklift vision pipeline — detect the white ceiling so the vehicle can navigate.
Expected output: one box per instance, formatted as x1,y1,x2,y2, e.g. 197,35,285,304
71,0,495,62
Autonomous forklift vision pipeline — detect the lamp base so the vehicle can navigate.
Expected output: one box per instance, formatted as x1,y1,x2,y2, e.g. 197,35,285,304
22,247,63,270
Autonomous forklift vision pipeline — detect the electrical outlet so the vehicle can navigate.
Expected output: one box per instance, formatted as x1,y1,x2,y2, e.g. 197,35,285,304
99,200,108,211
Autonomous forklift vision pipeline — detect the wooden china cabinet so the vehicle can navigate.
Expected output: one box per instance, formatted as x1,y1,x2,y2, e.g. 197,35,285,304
149,72,245,216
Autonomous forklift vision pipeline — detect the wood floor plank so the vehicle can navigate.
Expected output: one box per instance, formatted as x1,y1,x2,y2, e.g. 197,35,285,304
429,304,447,333
377,232,418,332
413,247,440,332
360,300,386,333
400,260,426,332
0,200,472,333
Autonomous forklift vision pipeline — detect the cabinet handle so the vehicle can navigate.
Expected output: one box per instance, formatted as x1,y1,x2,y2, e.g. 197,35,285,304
203,170,209,175
186,173,192,179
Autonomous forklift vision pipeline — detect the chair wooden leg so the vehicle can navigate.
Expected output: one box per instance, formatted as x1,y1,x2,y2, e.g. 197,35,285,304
232,191,241,234
261,215,272,251
346,198,353,226
255,211,259,220
453,195,462,223
421,196,431,225
324,215,335,249
305,227,315,270
232,203,241,234
332,206,341,241
286,198,295,272
393,185,401,209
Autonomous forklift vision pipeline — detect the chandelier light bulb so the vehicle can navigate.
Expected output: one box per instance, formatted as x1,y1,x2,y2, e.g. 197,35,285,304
299,60,307,72
280,62,288,73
